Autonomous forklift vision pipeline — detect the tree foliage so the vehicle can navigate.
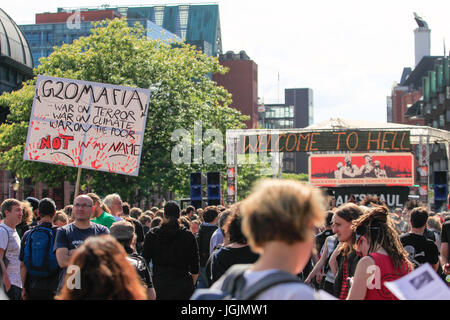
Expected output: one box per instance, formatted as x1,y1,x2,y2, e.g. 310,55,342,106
0,19,249,202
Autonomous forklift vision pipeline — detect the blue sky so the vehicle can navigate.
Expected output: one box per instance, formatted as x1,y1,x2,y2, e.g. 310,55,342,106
3,0,450,124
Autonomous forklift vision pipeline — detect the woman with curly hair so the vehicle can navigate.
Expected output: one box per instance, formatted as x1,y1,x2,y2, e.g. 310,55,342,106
55,235,147,300
347,206,413,300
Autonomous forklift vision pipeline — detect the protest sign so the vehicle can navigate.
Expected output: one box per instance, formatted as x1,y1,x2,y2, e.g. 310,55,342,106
384,263,450,300
24,75,151,176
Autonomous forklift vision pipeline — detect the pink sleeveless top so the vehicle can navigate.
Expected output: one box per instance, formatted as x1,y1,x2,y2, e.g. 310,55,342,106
365,252,410,300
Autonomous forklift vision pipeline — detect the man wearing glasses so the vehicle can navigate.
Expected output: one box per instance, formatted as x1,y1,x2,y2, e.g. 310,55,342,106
54,195,109,292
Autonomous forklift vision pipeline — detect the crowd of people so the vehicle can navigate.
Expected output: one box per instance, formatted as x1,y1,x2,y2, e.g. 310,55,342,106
0,182,449,300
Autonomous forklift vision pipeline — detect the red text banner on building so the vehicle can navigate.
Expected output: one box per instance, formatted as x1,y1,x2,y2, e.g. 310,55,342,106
309,153,414,187
23,75,151,176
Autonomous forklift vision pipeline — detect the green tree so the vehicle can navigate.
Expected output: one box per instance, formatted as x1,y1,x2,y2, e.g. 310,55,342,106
0,19,248,202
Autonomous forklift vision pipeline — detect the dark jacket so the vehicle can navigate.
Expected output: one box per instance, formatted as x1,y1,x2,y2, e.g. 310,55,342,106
196,224,218,267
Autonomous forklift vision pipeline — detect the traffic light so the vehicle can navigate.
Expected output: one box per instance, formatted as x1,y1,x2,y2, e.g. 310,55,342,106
190,172,202,209
207,172,221,206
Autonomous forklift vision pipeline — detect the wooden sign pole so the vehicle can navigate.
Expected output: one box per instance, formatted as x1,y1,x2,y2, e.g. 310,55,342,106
74,167,82,198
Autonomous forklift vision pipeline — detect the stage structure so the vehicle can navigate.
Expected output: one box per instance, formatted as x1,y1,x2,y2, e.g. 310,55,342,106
226,118,450,206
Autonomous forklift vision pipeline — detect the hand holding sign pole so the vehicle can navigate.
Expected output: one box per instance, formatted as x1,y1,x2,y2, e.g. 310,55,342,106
24,75,151,191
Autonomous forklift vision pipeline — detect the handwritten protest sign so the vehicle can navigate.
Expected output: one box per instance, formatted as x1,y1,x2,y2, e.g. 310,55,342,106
24,75,151,176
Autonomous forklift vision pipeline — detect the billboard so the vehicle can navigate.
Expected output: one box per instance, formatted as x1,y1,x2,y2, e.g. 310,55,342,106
24,75,151,176
309,153,414,187
239,130,411,153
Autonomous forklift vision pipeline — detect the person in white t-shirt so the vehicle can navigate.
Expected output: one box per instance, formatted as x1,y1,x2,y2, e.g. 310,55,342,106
0,199,23,300
211,179,331,300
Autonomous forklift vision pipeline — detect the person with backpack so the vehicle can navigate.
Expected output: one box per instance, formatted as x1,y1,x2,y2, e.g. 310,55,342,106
192,179,331,300
110,220,156,300
0,199,23,300
19,198,60,300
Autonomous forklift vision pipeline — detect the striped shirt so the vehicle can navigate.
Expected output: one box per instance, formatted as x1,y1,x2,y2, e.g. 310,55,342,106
339,258,349,300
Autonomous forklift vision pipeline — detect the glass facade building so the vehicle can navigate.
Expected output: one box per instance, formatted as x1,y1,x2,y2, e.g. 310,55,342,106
20,17,180,67
56,4,222,57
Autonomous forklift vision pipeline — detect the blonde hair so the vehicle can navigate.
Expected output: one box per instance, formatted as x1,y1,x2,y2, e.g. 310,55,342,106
21,201,34,225
240,179,325,251
427,216,442,233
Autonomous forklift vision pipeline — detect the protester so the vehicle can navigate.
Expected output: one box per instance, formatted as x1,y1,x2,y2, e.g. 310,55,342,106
62,205,73,221
20,198,59,300
130,207,142,220
150,216,162,229
347,206,412,300
207,205,259,285
52,211,69,228
142,201,199,300
16,201,34,239
139,215,152,235
103,193,123,221
209,209,232,256
54,195,110,292
427,216,442,249
55,235,147,300
120,202,145,254
199,179,326,300
328,203,363,299
25,197,40,227
190,220,200,236
110,220,156,300
315,211,335,254
88,193,116,229
400,207,440,271
184,205,196,221
0,199,23,300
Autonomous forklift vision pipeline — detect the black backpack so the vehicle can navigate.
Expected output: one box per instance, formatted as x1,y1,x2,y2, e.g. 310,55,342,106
191,264,303,300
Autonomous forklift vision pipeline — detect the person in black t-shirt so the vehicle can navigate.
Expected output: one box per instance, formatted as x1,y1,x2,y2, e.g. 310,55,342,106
400,207,440,271
20,198,60,300
122,202,145,253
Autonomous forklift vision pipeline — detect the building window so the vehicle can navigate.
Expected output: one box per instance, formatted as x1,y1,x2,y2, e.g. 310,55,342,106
440,159,448,171
179,5,189,40
426,104,431,114
154,6,165,26
432,120,438,128
439,115,445,127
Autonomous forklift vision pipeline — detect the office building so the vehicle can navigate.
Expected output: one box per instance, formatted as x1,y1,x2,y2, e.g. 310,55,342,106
258,88,313,174
213,50,258,129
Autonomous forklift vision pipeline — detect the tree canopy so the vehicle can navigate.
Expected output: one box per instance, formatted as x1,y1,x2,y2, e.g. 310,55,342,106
0,18,248,202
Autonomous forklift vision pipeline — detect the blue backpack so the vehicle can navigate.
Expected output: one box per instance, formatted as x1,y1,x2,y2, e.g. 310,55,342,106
191,264,303,300
23,226,59,277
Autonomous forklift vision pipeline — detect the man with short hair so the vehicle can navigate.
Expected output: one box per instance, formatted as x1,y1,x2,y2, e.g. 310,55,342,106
400,207,439,271
185,206,196,221
20,198,59,300
209,209,232,255
196,206,219,288
103,193,123,221
54,195,109,291
0,199,23,299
